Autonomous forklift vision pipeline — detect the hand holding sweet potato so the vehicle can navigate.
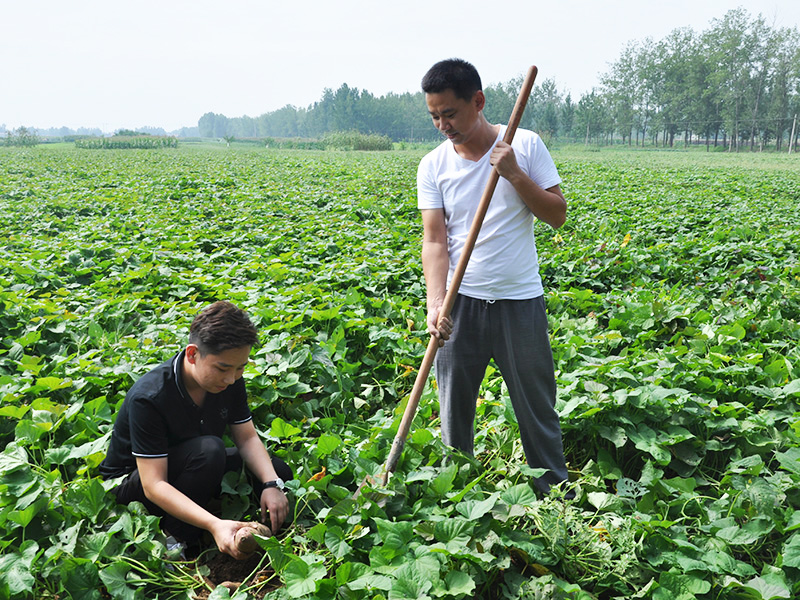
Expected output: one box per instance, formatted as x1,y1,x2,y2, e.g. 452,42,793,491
234,522,272,555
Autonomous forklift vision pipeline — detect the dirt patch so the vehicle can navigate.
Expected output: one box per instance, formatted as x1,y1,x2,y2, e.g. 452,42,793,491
191,550,280,599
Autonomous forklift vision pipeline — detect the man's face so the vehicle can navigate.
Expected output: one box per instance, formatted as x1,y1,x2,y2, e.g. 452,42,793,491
425,88,484,145
187,345,251,394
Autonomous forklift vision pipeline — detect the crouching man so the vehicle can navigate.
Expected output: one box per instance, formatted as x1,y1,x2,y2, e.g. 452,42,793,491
99,301,291,559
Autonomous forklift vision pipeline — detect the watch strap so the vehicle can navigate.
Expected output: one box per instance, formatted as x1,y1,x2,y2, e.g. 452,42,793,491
261,479,284,491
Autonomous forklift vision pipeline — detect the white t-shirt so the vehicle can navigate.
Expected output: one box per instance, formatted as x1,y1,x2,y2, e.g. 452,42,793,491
417,125,561,300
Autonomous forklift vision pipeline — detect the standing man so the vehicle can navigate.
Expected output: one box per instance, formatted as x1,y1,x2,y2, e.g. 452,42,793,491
417,58,569,493
100,301,292,559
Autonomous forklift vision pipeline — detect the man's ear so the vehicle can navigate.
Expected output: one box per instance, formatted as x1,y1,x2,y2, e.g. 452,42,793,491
474,90,486,112
186,344,200,363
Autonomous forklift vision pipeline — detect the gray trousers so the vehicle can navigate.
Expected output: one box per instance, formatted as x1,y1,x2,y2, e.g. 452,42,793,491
435,294,568,492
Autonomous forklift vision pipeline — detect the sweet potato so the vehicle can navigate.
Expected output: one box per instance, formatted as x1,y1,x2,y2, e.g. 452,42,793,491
234,523,272,555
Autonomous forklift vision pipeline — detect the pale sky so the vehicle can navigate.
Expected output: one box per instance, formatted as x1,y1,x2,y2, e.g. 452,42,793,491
1,0,798,133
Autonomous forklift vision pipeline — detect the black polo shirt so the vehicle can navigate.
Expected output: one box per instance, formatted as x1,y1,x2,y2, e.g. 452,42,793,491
99,350,252,479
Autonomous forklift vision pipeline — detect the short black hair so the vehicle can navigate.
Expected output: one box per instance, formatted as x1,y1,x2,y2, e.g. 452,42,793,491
421,58,482,101
188,301,258,355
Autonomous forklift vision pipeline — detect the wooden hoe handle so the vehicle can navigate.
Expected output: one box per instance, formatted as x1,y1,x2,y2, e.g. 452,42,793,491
382,65,539,482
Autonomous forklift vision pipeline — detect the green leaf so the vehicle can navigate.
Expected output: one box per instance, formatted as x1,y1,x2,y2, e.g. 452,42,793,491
0,405,30,419
406,467,437,483
717,519,772,546
8,496,48,528
338,561,392,591
208,586,232,599
55,519,84,555
324,525,352,559
587,491,623,511
785,511,800,533
442,570,475,597
596,425,628,448
654,571,707,600
616,477,647,498
259,536,292,573
500,529,550,565
270,418,302,439
429,462,458,497
0,540,39,595
75,532,111,562
629,425,671,465
519,464,550,480
63,478,109,519
315,433,341,457
389,562,432,600
99,562,135,600
33,376,72,391
411,428,434,446
434,517,474,545
500,483,538,507
775,448,800,475
374,518,414,559
283,554,326,598
584,380,608,393
782,532,800,568
705,550,756,577
662,477,697,494
742,575,791,599
14,420,49,445
61,557,102,600
88,321,104,339
17,329,41,348
455,493,499,520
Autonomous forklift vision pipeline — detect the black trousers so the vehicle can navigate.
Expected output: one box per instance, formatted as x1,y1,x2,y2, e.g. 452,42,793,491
435,295,568,493
112,435,292,542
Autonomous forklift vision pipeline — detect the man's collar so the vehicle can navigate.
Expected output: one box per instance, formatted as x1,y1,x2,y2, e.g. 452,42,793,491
172,349,190,401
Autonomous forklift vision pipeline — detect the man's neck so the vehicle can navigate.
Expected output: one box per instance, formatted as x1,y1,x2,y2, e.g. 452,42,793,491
453,118,500,162
181,354,205,406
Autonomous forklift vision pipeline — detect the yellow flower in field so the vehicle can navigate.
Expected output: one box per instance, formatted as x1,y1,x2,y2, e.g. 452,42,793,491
620,233,632,248
593,524,610,541
399,364,415,377
552,232,564,244
309,466,327,482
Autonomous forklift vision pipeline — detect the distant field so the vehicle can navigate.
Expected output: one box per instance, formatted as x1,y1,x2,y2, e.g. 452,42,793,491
1,145,799,599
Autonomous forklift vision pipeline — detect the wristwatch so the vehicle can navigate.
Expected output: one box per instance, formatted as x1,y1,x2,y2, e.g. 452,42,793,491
261,478,285,492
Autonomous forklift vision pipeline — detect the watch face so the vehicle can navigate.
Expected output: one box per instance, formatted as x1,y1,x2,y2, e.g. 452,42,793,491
275,477,285,489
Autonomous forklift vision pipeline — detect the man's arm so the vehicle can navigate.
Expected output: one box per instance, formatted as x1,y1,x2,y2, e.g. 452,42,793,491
136,457,250,559
490,141,567,229
230,420,289,533
421,208,453,345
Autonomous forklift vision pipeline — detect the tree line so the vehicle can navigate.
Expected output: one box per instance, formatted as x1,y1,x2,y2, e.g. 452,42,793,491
199,9,799,151
598,8,800,150
3,127,41,147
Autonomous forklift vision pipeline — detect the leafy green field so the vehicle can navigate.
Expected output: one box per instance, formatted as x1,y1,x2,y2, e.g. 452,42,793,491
1,144,799,599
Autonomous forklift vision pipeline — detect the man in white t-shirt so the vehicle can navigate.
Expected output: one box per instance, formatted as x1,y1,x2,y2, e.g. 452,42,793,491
417,58,569,493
